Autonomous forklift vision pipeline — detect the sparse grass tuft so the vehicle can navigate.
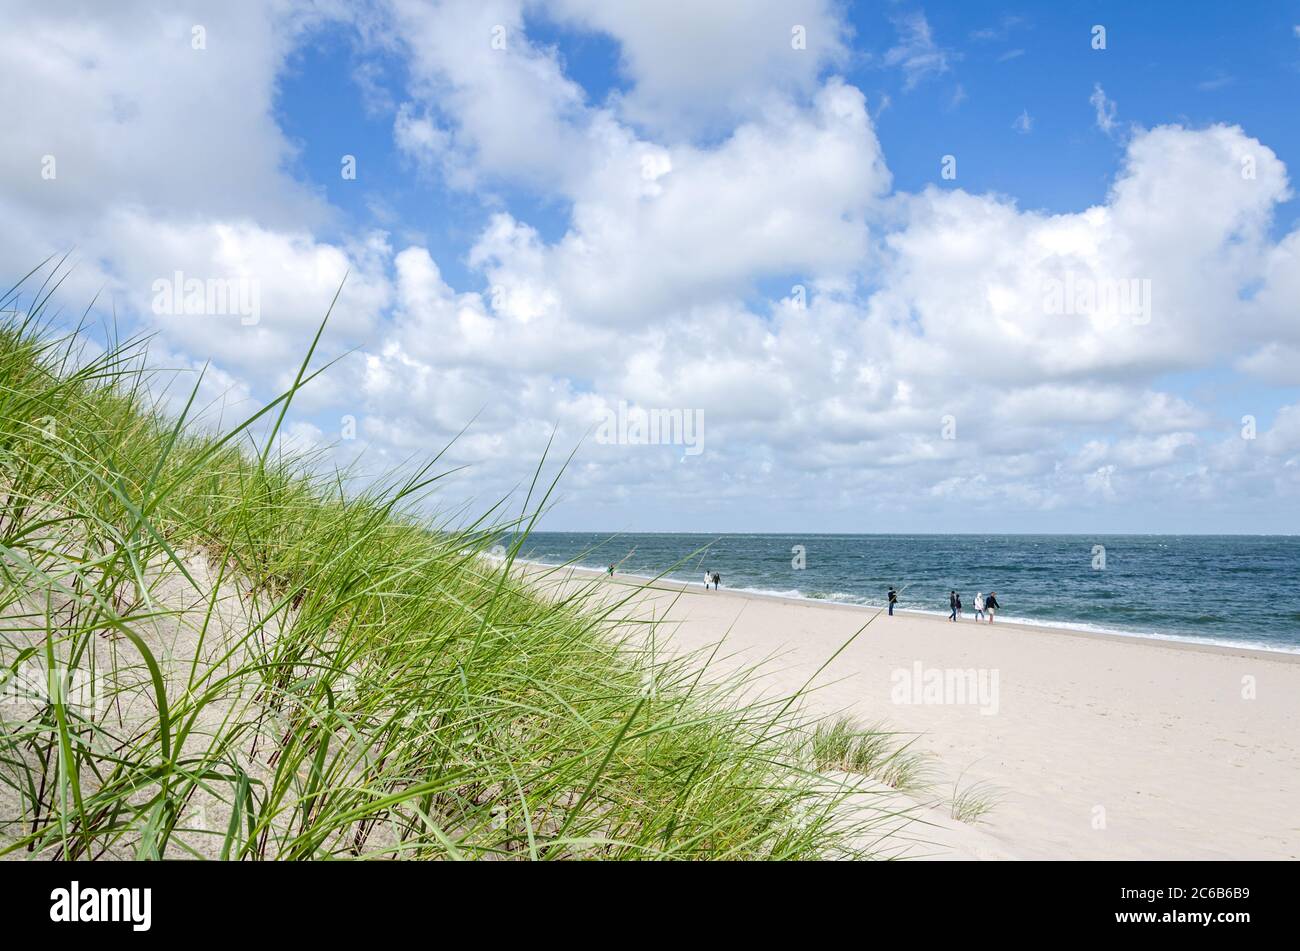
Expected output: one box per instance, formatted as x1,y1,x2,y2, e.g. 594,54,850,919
949,777,1001,824
808,716,933,794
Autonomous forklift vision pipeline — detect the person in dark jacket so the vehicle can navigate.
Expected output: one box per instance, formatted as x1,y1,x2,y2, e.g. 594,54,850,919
887,586,898,616
984,591,1000,623
949,590,959,622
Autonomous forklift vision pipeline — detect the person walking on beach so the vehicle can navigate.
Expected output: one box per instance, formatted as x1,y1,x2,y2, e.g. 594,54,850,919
887,586,898,616
973,592,985,621
703,569,711,590
949,590,959,622
711,571,721,591
607,564,615,576
984,591,999,623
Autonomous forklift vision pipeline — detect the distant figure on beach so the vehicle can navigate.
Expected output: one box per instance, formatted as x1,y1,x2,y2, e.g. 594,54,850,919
711,571,721,591
607,564,615,576
949,590,959,622
887,586,898,616
703,569,711,589
985,591,999,623
973,592,986,621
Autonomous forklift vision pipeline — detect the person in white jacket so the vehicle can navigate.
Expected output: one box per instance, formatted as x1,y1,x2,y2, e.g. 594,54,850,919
973,592,986,621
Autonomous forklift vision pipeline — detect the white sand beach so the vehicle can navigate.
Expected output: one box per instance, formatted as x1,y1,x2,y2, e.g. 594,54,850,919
533,565,1300,860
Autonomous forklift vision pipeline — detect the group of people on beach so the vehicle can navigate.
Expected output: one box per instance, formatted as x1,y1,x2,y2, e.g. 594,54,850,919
607,562,721,590
948,589,999,622
887,586,1000,622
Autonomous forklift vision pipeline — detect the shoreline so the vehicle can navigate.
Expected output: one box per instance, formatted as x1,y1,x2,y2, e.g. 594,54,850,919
518,558,1300,662
524,559,1300,859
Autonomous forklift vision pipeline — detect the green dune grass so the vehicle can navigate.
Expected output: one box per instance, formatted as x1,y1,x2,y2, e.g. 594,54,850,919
0,274,893,860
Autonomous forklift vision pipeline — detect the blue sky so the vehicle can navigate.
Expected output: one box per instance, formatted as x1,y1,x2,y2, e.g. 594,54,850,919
4,1,1300,534
276,3,1300,241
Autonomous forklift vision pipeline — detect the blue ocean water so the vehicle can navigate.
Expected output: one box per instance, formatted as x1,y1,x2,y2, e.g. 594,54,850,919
517,533,1300,653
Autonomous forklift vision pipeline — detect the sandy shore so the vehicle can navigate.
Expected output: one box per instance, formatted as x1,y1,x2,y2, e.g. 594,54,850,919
531,565,1300,860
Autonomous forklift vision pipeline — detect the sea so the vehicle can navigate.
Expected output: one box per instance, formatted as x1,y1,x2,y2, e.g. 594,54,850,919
516,533,1300,654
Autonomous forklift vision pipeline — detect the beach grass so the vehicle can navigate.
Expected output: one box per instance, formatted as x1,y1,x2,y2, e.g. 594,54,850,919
808,715,933,795
0,274,889,860
948,775,1001,824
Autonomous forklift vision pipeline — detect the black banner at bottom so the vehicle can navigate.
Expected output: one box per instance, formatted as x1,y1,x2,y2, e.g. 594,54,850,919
0,859,1285,939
